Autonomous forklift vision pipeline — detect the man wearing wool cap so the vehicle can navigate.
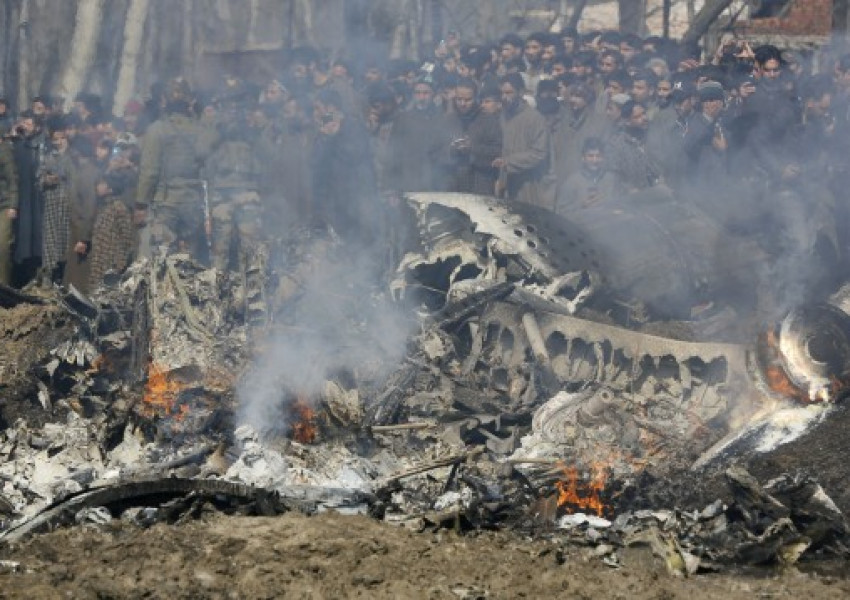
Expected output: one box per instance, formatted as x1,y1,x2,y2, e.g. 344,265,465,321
697,80,725,103
684,80,729,192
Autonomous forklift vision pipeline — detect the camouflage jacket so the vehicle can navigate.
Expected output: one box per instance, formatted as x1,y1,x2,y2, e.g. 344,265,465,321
0,141,18,211
136,112,217,208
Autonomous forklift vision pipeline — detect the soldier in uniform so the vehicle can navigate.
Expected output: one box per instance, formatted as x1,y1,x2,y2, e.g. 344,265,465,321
0,137,18,285
135,77,216,258
205,81,264,273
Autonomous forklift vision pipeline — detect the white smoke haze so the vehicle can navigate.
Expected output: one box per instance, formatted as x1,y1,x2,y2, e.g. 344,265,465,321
236,239,414,433
10,1,849,437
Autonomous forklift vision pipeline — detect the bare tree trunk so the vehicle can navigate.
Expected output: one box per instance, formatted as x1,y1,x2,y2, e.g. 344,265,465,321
429,0,442,51
662,0,672,38
681,0,734,46
567,0,589,31
477,0,497,42
181,0,194,75
58,0,105,110
295,0,314,45
618,0,647,35
687,0,696,23
389,19,405,59
0,2,15,104
113,0,149,116
408,0,420,59
16,0,30,111
835,0,849,34
387,0,413,60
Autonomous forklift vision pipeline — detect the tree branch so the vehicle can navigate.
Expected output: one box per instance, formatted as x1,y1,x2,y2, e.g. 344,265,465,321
567,0,589,31
681,0,734,46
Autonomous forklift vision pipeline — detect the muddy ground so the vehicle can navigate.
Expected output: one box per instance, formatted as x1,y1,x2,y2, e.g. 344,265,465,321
0,511,848,599
0,302,75,430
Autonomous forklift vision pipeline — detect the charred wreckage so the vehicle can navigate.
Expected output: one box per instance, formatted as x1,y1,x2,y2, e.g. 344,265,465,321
0,192,848,575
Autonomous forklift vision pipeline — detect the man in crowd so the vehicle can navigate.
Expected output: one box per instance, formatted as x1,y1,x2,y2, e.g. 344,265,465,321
557,136,614,214
446,78,480,192
647,83,694,187
3,26,849,312
607,100,662,195
136,77,217,258
536,79,568,207
683,81,728,189
560,83,604,179
386,75,453,194
11,111,46,286
311,89,378,246
742,45,798,181
492,73,548,207
0,133,17,285
522,32,548,93
206,81,264,273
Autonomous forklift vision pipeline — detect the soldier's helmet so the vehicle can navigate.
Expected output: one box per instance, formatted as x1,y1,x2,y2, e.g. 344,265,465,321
215,76,253,108
166,77,192,104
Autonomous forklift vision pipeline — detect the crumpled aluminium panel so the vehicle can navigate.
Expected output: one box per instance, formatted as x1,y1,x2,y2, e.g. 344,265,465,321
392,193,770,472
394,193,602,314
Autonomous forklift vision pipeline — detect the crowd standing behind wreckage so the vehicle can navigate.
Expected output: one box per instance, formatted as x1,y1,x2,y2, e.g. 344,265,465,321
1,28,850,309
7,18,850,594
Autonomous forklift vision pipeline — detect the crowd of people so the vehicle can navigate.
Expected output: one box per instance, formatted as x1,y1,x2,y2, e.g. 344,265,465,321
1,27,849,304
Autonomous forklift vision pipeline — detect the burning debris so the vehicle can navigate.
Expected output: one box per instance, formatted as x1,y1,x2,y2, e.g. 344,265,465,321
553,466,848,574
1,194,849,574
554,461,609,518
753,304,850,403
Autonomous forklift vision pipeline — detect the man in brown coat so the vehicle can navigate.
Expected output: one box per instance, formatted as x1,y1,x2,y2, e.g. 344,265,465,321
89,174,134,291
556,137,615,215
459,84,503,195
0,138,18,285
386,75,454,193
492,73,549,207
446,79,503,195
63,142,98,293
559,83,605,179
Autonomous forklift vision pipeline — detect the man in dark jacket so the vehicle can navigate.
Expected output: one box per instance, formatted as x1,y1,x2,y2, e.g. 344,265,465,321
647,83,694,187
740,45,799,181
259,96,313,234
0,135,18,286
449,83,502,195
386,75,453,194
557,136,615,214
683,81,728,187
536,79,569,207
11,111,46,286
560,83,605,179
606,100,662,195
311,89,378,246
207,88,264,272
446,78,479,192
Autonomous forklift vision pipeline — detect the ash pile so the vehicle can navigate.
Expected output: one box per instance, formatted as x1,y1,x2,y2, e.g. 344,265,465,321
1,192,849,574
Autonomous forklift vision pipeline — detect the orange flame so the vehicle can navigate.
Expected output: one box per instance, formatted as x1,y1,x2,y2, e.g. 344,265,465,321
761,330,811,403
555,462,609,517
142,363,186,419
764,365,810,402
291,398,317,444
829,375,848,398
86,354,108,375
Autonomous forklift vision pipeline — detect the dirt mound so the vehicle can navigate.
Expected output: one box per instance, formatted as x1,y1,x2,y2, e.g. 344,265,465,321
0,302,75,428
1,512,848,599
